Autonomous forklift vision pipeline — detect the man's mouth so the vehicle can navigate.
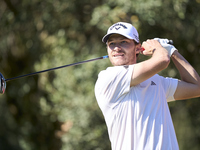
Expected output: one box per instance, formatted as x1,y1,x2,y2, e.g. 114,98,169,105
113,53,124,57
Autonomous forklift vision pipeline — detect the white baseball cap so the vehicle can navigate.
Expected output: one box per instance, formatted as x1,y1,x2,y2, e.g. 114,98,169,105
102,22,140,43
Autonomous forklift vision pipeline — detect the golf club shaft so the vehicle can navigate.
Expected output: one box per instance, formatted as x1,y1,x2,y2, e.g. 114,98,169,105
4,40,174,82
5,55,109,82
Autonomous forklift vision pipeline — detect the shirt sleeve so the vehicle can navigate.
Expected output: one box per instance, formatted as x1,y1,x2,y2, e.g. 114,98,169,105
95,65,134,108
161,77,178,102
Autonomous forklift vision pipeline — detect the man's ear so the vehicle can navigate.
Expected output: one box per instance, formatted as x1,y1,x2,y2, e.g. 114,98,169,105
135,43,142,54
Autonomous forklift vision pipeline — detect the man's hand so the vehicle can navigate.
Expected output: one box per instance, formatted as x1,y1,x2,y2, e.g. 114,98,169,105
154,38,177,57
141,39,165,56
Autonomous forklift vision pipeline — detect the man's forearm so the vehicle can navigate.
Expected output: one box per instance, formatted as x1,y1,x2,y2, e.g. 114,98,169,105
171,50,200,86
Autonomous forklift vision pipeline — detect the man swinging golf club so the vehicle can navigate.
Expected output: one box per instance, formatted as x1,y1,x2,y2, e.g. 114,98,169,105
95,22,200,150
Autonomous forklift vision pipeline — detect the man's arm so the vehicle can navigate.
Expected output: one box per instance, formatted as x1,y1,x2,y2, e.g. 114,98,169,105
172,50,200,100
130,39,170,86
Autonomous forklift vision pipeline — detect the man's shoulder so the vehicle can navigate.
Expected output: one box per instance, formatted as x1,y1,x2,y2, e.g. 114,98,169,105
102,65,134,72
98,65,134,78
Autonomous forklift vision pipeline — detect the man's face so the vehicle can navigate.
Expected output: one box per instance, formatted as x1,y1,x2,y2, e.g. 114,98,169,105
107,34,139,66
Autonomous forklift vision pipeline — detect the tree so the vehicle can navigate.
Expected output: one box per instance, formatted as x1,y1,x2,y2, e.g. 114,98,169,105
0,0,200,149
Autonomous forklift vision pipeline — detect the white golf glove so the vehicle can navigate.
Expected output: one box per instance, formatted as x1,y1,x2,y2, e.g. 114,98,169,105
154,38,177,57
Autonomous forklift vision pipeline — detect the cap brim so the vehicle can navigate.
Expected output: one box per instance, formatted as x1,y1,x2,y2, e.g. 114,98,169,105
102,34,112,43
102,33,135,43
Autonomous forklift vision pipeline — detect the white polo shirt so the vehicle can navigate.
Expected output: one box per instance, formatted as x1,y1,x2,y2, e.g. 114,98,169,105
95,65,179,150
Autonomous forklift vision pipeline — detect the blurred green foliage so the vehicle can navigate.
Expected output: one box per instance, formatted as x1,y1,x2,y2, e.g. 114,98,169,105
0,0,200,149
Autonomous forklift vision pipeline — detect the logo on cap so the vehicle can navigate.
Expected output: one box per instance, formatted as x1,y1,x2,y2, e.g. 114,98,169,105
110,23,128,31
115,27,121,30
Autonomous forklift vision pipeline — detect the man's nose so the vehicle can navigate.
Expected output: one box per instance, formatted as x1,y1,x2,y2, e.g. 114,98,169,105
113,43,122,51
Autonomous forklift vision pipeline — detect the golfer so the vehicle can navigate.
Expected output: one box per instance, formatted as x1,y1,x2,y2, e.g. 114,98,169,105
95,22,200,150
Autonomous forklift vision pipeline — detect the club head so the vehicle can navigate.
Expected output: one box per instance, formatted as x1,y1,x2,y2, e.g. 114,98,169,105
0,73,6,94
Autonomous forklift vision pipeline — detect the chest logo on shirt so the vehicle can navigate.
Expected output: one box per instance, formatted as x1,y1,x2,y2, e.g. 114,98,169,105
151,81,156,85
123,65,129,69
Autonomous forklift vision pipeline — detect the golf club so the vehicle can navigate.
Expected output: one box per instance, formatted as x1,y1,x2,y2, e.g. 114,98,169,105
0,39,174,94
0,55,109,94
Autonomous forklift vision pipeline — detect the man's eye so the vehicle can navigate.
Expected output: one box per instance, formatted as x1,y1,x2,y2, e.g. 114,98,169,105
121,41,127,44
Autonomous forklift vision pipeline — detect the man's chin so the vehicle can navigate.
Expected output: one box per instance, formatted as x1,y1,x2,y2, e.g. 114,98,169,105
111,62,126,66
